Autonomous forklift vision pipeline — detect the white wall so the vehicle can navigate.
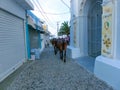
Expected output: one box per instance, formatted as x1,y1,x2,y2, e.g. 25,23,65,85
114,0,120,59
95,56,120,90
78,16,88,56
72,0,90,56
0,0,26,19
70,0,79,48
70,0,79,17
68,0,81,59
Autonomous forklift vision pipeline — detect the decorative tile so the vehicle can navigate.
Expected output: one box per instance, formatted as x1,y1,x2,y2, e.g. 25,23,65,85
102,1,113,58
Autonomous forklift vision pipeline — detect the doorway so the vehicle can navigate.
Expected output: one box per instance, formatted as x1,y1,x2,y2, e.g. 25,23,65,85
87,0,102,57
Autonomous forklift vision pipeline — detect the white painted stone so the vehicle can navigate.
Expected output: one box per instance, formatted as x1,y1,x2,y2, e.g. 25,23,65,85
94,56,120,90
67,46,80,59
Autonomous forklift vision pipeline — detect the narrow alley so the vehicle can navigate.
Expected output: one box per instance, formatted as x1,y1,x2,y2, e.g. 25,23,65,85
3,47,114,90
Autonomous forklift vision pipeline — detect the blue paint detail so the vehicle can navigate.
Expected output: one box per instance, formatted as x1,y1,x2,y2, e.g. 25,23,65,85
26,11,31,59
27,10,43,31
26,10,44,58
38,33,41,48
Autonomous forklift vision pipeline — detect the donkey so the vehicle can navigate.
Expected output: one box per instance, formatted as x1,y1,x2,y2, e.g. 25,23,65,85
51,37,68,62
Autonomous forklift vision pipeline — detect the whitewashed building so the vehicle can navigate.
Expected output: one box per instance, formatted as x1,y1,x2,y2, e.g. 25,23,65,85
69,0,120,89
0,0,33,82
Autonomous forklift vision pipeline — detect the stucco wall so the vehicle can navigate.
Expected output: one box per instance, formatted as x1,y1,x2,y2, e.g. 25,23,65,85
0,0,25,19
115,0,120,59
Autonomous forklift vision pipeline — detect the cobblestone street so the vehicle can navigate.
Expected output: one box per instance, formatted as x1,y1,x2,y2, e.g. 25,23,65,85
6,47,114,90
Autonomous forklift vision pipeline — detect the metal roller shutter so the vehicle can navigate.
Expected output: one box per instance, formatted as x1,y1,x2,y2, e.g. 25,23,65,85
0,9,25,74
29,30,39,49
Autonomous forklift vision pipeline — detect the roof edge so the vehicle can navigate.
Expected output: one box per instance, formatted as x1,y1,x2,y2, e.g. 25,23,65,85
15,0,34,10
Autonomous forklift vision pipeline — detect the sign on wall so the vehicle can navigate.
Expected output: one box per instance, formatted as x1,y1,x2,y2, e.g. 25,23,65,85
102,1,113,58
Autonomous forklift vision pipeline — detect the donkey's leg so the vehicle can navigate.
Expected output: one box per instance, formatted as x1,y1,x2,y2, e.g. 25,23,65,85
59,50,61,59
55,47,58,55
60,50,63,60
63,50,66,62
54,46,56,55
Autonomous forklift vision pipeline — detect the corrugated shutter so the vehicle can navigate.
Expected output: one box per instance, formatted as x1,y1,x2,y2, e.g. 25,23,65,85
29,30,39,49
0,9,25,74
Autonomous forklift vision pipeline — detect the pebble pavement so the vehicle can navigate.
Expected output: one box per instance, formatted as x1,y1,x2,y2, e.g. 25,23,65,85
7,47,114,90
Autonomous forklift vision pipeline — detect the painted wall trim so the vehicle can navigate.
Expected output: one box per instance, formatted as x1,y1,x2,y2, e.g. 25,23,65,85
26,12,31,59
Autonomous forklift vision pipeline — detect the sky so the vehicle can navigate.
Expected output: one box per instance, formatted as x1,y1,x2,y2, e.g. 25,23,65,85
30,0,70,36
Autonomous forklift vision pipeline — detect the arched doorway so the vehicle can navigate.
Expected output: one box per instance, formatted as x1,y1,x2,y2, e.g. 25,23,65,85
87,0,102,57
